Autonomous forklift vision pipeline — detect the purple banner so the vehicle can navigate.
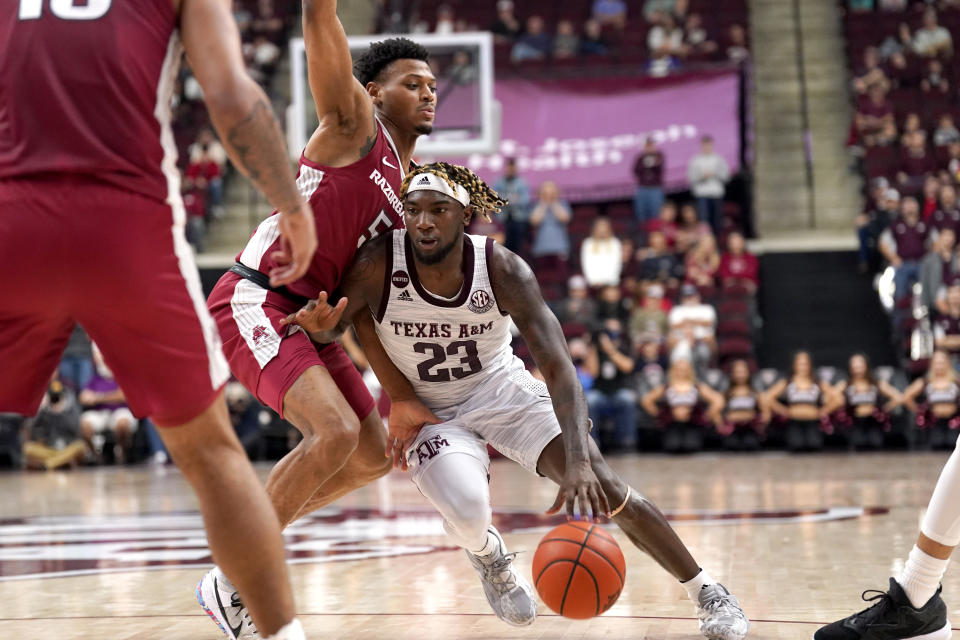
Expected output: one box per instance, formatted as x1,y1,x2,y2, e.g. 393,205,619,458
456,70,741,203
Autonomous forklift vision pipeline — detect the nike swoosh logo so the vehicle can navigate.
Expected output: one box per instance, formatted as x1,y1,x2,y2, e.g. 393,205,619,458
213,576,243,639
383,156,398,170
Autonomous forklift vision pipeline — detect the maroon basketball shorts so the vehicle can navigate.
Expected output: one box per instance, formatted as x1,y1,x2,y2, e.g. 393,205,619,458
206,271,376,421
0,176,229,426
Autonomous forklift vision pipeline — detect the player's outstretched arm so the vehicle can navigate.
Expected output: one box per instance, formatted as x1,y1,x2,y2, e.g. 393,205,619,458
181,0,315,285
279,235,388,342
490,245,607,519
301,1,376,151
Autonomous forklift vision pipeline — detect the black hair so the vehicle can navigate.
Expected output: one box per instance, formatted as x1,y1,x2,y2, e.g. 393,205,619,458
353,37,431,86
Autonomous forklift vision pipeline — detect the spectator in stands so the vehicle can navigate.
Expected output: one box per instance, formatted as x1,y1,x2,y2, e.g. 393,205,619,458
489,0,522,42
493,158,531,256
912,8,953,58
688,135,730,235
764,351,834,452
726,24,750,64
641,357,724,453
857,187,899,272
646,199,679,243
585,318,638,452
187,129,226,217
667,283,717,374
511,15,551,62
853,47,889,96
898,130,938,191
922,175,943,220
648,13,685,58
552,274,598,327
934,114,960,148
581,217,623,287
647,50,682,77
634,338,668,382
676,202,712,254
633,138,666,223
901,112,923,146
447,50,478,85
875,119,899,147
567,337,595,391
225,381,264,456
920,228,955,311
720,359,766,451
880,195,930,299
922,59,950,96
878,0,908,10
529,180,571,270
553,20,580,59
638,230,683,289
719,231,760,291
884,49,921,89
643,0,676,22
596,284,631,325
903,350,960,448
79,345,136,464
833,353,903,450
249,35,281,78
580,19,610,57
592,0,627,29
855,84,895,147
684,234,720,288
434,4,455,34
250,0,282,40
22,376,87,470
946,141,960,183
935,285,960,361
933,184,960,234
683,13,718,59
58,325,93,393
630,283,670,345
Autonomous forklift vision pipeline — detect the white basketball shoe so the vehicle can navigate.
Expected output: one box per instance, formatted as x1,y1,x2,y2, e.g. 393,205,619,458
197,567,260,640
696,583,750,640
466,526,537,626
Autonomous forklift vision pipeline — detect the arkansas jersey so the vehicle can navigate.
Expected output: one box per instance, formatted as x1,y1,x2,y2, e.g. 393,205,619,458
237,117,405,309
0,0,181,203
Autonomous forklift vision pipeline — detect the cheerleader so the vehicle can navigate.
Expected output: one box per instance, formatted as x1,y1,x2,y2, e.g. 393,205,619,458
718,359,766,451
903,350,960,449
832,353,903,449
763,351,836,452
642,358,724,453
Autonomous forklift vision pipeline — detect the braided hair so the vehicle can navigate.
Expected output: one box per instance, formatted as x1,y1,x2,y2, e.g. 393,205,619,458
400,161,508,221
354,37,431,86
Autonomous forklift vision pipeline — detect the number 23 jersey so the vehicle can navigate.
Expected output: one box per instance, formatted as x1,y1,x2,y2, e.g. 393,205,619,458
373,229,520,411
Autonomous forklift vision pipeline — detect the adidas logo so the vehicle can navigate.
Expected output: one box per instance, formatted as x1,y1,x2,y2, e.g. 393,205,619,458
397,290,413,301
416,175,432,185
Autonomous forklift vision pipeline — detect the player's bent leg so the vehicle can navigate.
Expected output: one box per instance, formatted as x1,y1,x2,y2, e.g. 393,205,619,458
289,408,392,523
536,435,749,640
160,392,299,640
412,437,536,627
267,365,362,529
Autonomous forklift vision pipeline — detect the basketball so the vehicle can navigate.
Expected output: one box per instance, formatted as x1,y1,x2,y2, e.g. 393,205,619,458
532,521,626,619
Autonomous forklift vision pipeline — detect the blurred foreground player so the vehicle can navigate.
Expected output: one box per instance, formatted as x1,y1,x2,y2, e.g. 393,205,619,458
284,162,750,639
202,3,439,636
0,1,317,639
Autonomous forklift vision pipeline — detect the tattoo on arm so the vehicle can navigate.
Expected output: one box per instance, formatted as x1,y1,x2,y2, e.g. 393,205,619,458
225,98,303,214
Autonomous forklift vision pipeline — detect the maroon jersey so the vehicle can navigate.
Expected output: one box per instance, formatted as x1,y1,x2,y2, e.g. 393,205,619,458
932,208,960,235
237,118,405,308
633,150,664,187
892,219,929,260
0,0,180,203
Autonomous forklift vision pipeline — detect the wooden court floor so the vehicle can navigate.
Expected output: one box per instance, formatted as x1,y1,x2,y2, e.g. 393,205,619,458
1,452,959,639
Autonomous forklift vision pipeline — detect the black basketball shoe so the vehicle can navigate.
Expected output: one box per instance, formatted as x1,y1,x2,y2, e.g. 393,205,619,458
814,578,951,640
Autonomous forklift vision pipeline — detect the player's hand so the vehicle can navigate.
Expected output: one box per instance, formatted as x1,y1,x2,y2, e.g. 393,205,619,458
546,461,610,522
386,398,440,471
269,202,317,287
279,291,348,337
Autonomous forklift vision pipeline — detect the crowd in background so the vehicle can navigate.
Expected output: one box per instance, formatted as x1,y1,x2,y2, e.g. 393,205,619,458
375,0,750,75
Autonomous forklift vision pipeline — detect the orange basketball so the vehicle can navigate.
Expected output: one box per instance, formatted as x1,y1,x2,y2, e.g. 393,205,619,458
531,521,626,619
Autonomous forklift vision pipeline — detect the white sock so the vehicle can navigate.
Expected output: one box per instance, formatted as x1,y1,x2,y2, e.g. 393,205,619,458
263,618,304,640
681,568,714,603
473,529,500,557
212,565,236,592
898,546,949,608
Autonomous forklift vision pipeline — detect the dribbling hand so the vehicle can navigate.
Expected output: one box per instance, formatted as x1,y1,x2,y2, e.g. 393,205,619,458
546,461,610,523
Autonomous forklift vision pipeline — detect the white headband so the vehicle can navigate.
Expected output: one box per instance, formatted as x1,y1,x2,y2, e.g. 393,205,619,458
405,172,471,207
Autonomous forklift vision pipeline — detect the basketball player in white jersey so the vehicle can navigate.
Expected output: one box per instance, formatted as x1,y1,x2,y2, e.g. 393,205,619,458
281,162,750,639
